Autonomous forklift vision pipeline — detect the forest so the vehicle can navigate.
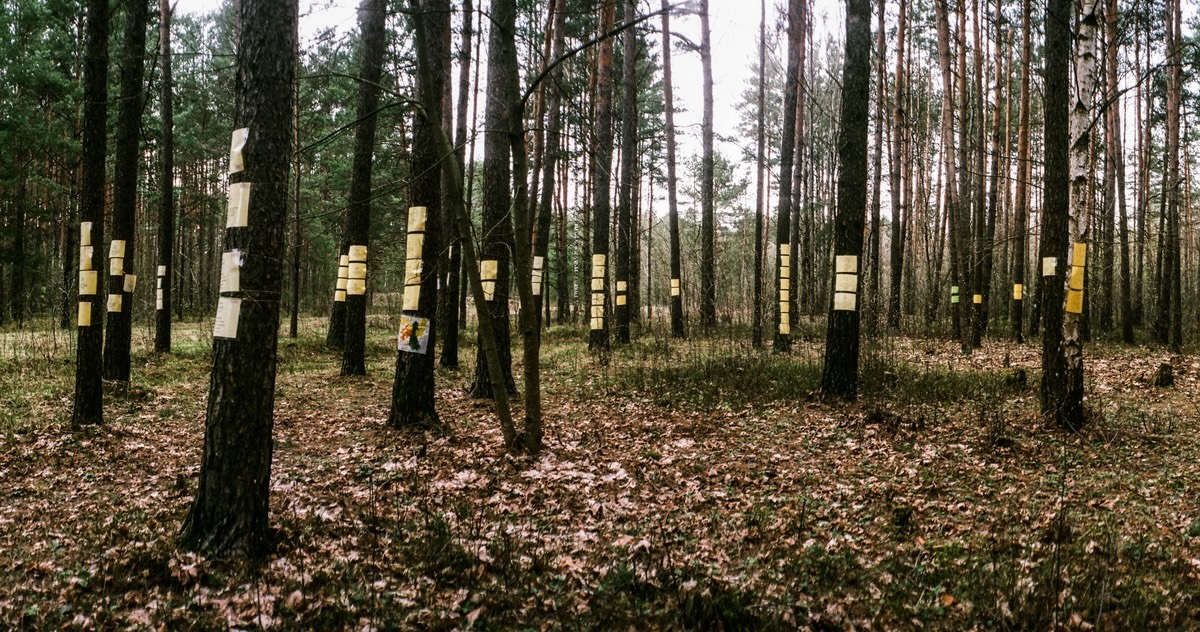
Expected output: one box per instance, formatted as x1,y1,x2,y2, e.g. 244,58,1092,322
2,0,1200,628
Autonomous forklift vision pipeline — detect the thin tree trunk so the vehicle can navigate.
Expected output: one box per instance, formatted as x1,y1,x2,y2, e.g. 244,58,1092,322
773,0,803,352
751,0,768,348
661,0,684,338
588,1,616,350
615,0,638,344
886,0,908,332
698,0,716,327
439,0,472,368
1012,0,1031,343
866,0,884,336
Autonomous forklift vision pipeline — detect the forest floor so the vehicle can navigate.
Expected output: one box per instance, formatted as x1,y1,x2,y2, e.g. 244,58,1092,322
1,317,1200,630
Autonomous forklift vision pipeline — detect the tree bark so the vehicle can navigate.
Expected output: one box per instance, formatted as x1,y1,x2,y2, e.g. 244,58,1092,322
339,0,387,377
439,0,473,369
615,0,638,344
660,0,684,339
179,0,297,556
156,0,175,353
72,0,110,427
698,0,717,327
469,0,518,397
1012,0,1031,343
1107,0,1133,343
886,0,908,332
751,0,767,349
773,0,803,352
820,0,870,401
588,1,616,351
1038,0,1071,423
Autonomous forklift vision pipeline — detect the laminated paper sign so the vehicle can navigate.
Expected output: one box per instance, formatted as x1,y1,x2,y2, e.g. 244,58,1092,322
156,289,164,311
1042,257,1057,277
226,182,251,228
1013,283,1023,300
80,222,93,246
670,278,681,297
79,271,98,296
407,206,427,232
347,279,366,295
109,240,126,259
213,296,242,339
779,322,790,335
335,290,346,303
617,281,627,292
157,265,167,277
348,245,368,262
835,255,858,274
833,292,857,312
229,127,249,174
109,258,124,276
616,295,627,306
348,262,367,280
78,302,92,327
220,250,242,293
397,315,430,354
973,294,983,304
1066,290,1084,314
123,274,137,293
835,273,857,293
403,285,420,311
107,294,123,313
80,246,94,270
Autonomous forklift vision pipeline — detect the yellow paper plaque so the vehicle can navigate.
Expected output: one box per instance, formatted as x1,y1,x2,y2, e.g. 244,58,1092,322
348,245,368,262
1066,289,1084,314
156,289,164,310
78,302,92,327
592,278,604,291
157,265,167,277
1069,265,1085,290
80,222,93,246
123,275,137,293
481,259,498,281
482,280,496,301
336,275,348,290
973,294,983,304
781,277,790,290
592,253,606,268
347,278,366,296
835,255,858,274
404,261,422,285
780,255,791,268
407,206,427,232
670,278,680,296
833,292,857,311
334,289,347,303
339,254,349,267
348,262,367,280
403,285,422,309
80,246,94,270
108,240,126,259
1072,242,1087,266
109,257,124,276
591,292,604,306
1013,283,1023,300
617,281,627,292
835,273,857,293
616,294,627,306
779,322,790,335
106,294,123,313
533,255,544,270
79,271,98,296
780,301,789,314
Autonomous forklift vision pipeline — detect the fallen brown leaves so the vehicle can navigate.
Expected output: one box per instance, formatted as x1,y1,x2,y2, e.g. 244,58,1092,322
0,324,1199,630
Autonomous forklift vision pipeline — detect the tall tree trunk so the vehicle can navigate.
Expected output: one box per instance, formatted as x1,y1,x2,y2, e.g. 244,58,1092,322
1012,0,1031,343
1165,0,1182,351
179,0,297,556
866,0,885,336
661,0,684,338
977,0,1002,345
698,0,717,328
339,0,387,377
72,0,110,427
534,0,564,331
773,0,803,352
820,0,870,400
1038,0,1071,423
751,0,767,348
469,0,519,396
439,0,473,369
886,0,908,332
615,0,638,344
389,0,448,429
933,0,962,345
103,0,149,383
1107,0,1133,343
588,0,616,350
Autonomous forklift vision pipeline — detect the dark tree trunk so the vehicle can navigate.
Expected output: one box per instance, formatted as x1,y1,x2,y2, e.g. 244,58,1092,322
72,0,109,427
773,0,802,352
1038,0,1070,421
179,0,297,557
103,0,149,383
438,0,472,369
469,0,518,397
535,0,564,331
156,0,174,353
866,0,884,336
660,0,684,339
698,0,716,328
1107,0,1133,344
587,0,616,351
820,0,870,401
615,0,638,345
886,0,908,332
1012,0,1031,343
390,0,448,429
339,0,387,377
751,0,767,349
